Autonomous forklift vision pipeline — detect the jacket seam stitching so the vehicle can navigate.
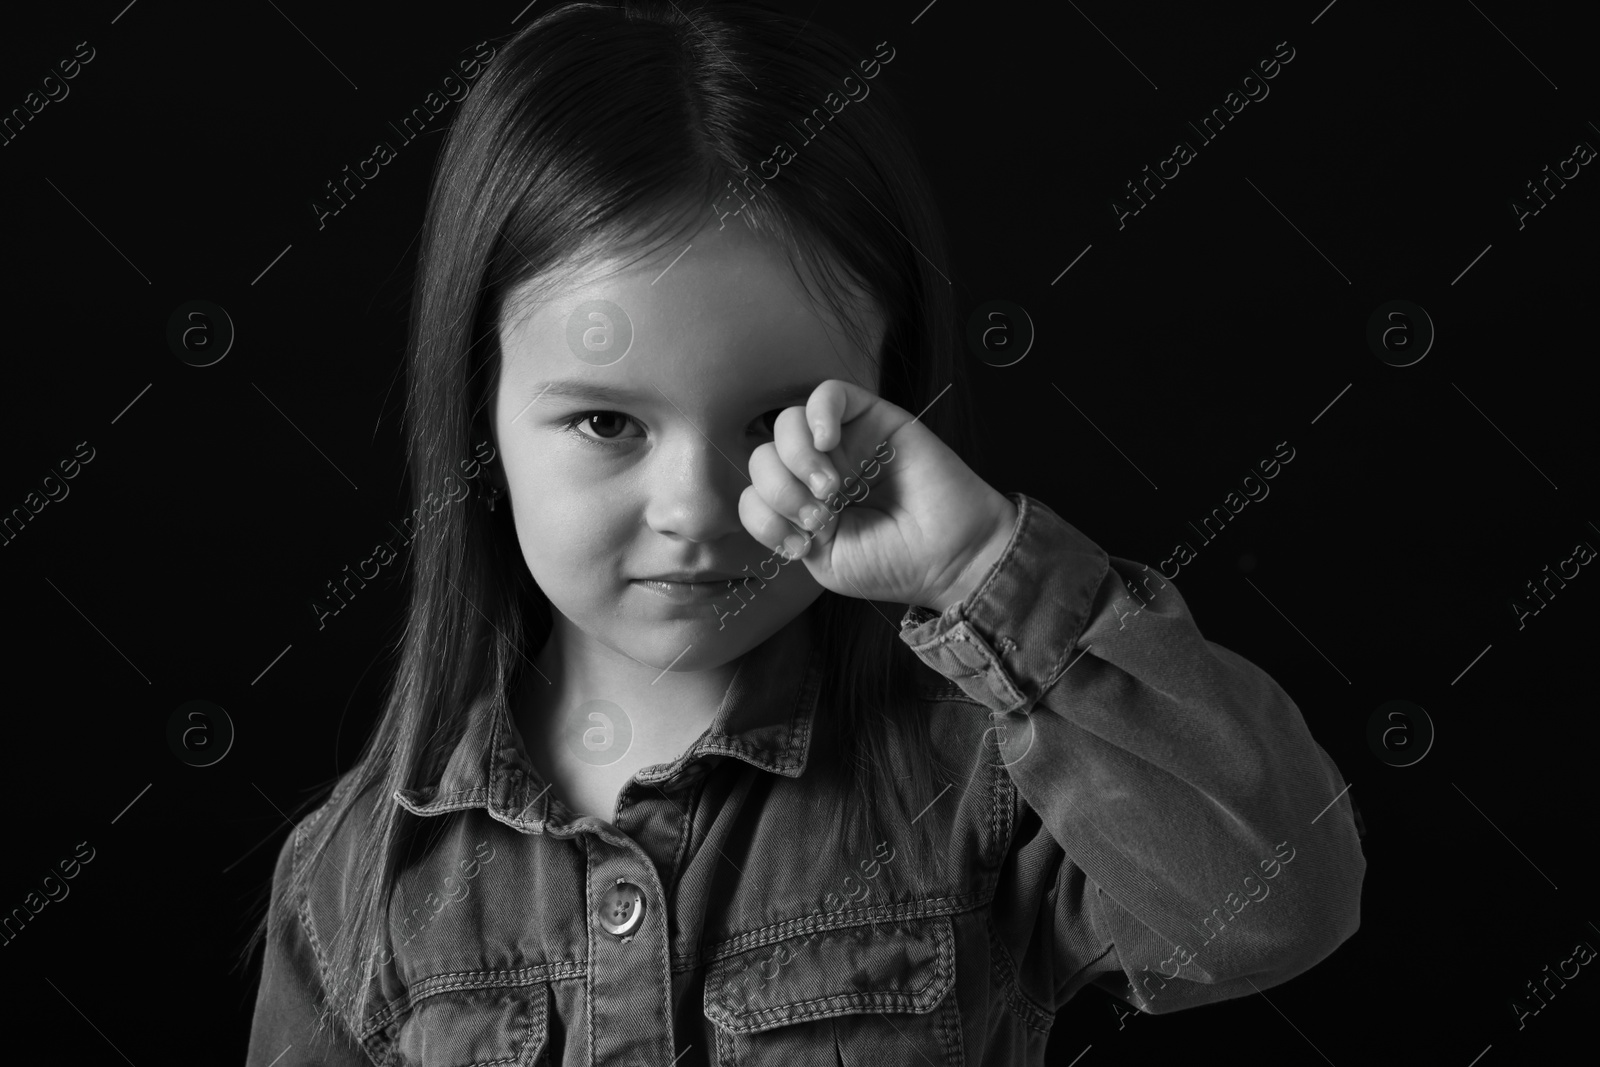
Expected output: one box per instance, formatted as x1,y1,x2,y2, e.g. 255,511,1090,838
361,961,586,1036
985,916,1054,1034
710,918,955,1029
697,892,989,964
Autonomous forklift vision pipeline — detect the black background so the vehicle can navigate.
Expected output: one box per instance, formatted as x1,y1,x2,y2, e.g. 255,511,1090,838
2,0,1596,1062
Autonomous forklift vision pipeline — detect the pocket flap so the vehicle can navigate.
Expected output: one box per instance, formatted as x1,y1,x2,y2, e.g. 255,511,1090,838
703,916,954,1035
388,983,548,1066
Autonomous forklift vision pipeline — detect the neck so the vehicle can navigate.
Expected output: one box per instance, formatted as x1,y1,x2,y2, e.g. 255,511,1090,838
516,616,741,764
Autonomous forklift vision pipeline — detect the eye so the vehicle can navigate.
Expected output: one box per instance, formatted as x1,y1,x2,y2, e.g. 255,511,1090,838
561,408,788,446
562,411,641,445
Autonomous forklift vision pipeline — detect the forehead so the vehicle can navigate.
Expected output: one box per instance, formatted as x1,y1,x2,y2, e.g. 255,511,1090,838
497,223,883,394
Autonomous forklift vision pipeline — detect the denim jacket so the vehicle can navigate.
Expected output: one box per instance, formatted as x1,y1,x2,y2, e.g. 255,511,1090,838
245,492,1366,1066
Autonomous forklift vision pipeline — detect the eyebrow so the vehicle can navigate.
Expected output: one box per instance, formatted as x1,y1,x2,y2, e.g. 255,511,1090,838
525,380,822,409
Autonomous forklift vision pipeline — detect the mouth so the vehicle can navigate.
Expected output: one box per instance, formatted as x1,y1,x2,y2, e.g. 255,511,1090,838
630,577,740,603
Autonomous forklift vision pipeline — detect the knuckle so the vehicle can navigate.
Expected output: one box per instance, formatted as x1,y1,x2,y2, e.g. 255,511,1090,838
775,405,810,439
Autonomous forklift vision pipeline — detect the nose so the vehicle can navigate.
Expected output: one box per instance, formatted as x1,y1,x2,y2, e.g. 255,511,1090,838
641,430,752,544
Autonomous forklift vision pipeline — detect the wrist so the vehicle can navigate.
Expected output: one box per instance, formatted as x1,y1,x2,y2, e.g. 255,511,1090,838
924,495,1018,615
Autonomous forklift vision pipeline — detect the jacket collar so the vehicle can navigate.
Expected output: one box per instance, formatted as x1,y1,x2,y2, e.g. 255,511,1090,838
392,607,825,832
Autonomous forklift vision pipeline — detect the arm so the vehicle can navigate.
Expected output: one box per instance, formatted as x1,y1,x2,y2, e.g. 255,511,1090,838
899,492,1366,1013
245,829,376,1065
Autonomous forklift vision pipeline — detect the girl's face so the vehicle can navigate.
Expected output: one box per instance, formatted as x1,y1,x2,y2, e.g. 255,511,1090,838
493,219,884,674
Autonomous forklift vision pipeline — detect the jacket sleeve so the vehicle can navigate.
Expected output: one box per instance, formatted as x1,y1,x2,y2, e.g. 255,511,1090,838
897,492,1366,1014
245,824,376,1065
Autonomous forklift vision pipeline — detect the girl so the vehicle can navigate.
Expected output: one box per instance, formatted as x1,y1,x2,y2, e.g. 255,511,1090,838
244,2,1365,1064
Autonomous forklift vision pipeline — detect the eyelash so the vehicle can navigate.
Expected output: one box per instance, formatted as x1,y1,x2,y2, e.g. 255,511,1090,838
560,409,786,448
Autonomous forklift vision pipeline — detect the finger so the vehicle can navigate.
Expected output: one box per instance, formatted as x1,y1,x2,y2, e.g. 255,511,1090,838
739,480,822,561
747,442,837,550
805,378,883,453
774,405,839,499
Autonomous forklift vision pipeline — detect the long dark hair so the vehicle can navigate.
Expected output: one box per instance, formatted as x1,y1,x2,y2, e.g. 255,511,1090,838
241,0,981,1039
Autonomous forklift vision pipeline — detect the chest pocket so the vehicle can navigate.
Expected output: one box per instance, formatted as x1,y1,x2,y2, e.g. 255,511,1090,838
383,983,549,1067
703,915,961,1066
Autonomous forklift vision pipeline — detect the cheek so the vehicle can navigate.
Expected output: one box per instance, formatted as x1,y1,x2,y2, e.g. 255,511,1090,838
496,441,633,623
509,474,628,583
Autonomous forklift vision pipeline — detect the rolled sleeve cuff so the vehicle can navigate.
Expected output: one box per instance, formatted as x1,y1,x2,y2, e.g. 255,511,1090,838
897,493,1108,713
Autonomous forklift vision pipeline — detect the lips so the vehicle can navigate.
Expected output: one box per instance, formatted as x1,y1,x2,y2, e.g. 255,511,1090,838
639,572,740,583
630,574,743,605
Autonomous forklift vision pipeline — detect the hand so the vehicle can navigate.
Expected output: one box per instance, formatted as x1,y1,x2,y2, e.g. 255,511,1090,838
739,379,1018,613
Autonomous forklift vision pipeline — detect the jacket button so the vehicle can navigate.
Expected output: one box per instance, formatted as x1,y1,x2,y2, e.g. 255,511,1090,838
598,878,646,938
